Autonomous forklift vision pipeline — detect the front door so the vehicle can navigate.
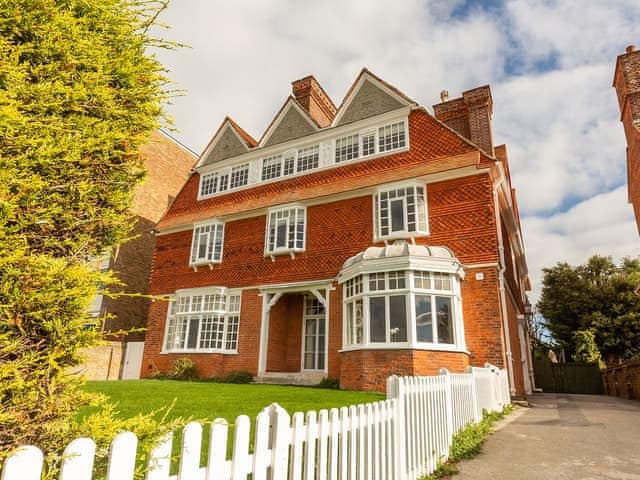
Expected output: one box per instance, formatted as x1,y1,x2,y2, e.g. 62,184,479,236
302,295,326,371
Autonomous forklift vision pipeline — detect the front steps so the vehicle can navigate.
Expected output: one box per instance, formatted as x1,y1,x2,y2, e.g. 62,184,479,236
254,371,326,386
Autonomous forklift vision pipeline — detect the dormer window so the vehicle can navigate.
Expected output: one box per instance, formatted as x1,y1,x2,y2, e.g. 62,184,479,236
335,134,359,163
374,183,428,241
378,121,406,152
334,121,407,166
265,206,306,256
229,163,249,189
296,145,319,172
190,222,224,266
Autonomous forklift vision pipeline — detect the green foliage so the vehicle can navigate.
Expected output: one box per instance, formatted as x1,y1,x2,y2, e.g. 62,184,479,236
421,405,514,480
316,377,340,389
167,357,199,381
207,370,254,384
537,255,640,363
0,0,177,472
572,330,602,365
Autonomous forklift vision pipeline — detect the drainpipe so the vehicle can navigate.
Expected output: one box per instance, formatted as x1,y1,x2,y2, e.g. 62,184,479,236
494,176,516,396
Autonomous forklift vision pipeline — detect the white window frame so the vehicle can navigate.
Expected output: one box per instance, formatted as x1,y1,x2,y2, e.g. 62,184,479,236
189,221,224,268
341,270,464,352
374,181,429,242
264,205,306,258
196,116,410,200
301,295,328,372
162,287,242,354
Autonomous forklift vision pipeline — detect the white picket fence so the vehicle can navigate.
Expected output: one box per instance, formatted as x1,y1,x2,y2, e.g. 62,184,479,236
1,364,510,480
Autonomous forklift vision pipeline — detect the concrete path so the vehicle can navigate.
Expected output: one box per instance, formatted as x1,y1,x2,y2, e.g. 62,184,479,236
455,393,640,480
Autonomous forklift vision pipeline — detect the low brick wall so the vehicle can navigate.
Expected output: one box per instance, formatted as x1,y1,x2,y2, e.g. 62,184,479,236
602,359,640,400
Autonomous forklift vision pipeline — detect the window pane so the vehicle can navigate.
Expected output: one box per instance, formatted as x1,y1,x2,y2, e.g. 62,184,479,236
369,297,386,343
197,230,208,259
354,299,363,343
187,317,199,349
390,199,405,232
436,296,453,344
276,220,287,248
362,132,375,156
415,295,433,342
389,295,407,342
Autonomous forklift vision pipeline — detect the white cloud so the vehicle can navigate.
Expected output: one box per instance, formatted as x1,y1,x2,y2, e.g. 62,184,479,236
523,186,638,303
505,0,640,71
493,64,626,214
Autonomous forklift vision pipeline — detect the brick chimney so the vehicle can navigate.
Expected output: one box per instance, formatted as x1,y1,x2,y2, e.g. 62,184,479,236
614,45,640,134
292,76,337,128
433,85,494,156
613,44,640,233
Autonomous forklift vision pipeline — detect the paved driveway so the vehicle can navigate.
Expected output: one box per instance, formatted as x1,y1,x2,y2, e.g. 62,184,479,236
456,393,640,479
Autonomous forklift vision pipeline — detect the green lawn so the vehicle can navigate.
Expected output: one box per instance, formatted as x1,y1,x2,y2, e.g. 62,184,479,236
80,380,384,472
82,379,385,423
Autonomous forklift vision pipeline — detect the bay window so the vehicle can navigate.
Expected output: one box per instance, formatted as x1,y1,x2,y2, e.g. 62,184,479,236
342,269,462,350
164,288,241,353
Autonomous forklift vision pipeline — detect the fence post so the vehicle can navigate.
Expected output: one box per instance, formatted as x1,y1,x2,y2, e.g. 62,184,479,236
466,366,482,423
60,438,96,480
439,369,454,447
387,375,407,480
106,431,138,480
1,446,43,480
268,403,291,480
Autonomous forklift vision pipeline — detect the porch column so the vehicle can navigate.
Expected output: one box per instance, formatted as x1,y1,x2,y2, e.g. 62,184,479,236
257,292,283,376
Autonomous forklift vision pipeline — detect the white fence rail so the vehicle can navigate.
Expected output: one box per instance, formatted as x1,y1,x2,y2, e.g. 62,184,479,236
1,364,509,480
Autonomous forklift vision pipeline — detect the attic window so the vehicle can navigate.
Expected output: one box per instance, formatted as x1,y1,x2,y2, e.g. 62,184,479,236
297,145,319,172
335,134,359,163
379,121,406,152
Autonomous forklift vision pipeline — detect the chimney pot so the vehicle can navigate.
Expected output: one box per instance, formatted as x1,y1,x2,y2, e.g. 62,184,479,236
626,45,637,53
440,90,449,102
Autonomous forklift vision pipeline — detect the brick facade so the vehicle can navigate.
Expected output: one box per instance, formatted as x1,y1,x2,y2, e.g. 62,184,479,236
141,71,531,394
102,132,196,339
614,45,640,233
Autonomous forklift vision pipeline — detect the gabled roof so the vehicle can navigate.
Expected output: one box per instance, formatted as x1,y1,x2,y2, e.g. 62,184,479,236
195,116,257,168
258,96,320,147
332,68,417,127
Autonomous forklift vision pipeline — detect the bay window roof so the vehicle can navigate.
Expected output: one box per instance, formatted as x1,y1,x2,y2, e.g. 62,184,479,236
338,242,465,282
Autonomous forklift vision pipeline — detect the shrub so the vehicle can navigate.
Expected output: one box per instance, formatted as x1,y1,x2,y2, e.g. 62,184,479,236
168,358,198,381
317,377,340,389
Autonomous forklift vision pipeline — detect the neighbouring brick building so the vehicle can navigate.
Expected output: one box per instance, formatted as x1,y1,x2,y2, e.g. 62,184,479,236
141,70,533,394
614,45,640,233
83,131,196,379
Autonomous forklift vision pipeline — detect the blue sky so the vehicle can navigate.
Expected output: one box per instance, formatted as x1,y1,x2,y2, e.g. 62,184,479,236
152,0,639,302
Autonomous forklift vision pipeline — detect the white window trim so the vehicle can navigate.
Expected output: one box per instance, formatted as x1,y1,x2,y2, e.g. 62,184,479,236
189,220,225,269
264,204,307,259
196,115,410,200
340,270,466,352
373,180,429,243
160,288,242,355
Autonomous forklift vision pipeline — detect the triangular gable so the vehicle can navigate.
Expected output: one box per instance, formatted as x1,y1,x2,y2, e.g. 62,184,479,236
334,69,416,127
197,117,257,168
260,97,319,147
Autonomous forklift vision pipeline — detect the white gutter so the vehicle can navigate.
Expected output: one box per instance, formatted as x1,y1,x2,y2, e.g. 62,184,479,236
494,176,516,395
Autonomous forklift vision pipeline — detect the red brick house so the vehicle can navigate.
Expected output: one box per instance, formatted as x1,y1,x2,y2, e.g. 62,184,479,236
141,70,532,394
614,45,640,233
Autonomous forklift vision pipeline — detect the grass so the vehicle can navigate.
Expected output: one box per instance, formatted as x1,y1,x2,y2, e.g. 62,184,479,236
80,379,385,473
81,379,384,422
